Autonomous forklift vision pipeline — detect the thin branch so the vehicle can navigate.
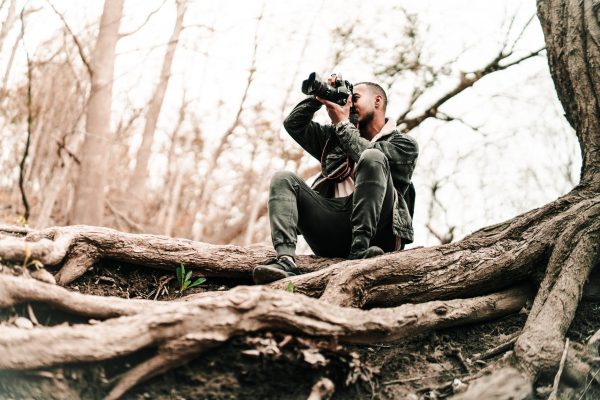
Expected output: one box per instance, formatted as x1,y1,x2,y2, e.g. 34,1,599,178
106,198,145,232
472,331,520,360
118,0,167,38
18,4,32,221
398,46,546,132
53,137,81,164
507,14,536,53
191,5,264,232
549,338,569,400
44,0,93,79
435,111,488,136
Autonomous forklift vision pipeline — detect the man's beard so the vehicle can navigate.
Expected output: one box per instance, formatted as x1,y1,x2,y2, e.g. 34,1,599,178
358,110,374,129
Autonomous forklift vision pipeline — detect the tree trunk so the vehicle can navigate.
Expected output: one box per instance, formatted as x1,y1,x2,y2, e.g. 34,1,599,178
70,0,124,225
129,0,187,198
509,0,600,380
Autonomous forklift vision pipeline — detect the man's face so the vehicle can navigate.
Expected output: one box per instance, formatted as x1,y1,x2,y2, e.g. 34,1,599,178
352,84,377,124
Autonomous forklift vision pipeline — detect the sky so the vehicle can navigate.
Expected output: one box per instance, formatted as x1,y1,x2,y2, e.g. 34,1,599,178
1,0,580,247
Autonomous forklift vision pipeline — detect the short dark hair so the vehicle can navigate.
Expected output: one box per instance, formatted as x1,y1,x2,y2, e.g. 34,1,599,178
355,82,388,111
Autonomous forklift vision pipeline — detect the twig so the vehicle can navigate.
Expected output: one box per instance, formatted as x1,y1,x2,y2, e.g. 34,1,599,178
153,276,173,301
549,338,569,400
18,4,32,222
44,0,92,78
398,46,545,132
417,364,494,394
448,347,471,374
118,0,167,38
472,332,519,360
26,303,39,325
384,373,455,386
587,328,600,346
105,198,145,232
577,368,600,400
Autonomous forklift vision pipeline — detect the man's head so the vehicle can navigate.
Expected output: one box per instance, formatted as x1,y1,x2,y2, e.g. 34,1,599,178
352,82,387,125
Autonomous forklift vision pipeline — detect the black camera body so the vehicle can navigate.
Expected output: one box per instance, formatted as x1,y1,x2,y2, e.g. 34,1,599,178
301,72,353,106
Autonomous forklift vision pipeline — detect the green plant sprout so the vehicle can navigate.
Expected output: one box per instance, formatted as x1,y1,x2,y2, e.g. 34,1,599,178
176,263,206,294
286,281,295,293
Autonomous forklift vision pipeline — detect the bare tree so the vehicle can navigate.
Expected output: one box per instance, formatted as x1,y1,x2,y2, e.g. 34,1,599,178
70,0,124,225
189,8,263,241
128,0,187,201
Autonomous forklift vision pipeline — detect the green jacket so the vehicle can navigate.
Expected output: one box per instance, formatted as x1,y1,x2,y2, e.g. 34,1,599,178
283,97,419,243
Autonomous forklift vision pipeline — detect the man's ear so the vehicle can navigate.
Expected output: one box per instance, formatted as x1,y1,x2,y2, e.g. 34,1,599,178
374,95,381,109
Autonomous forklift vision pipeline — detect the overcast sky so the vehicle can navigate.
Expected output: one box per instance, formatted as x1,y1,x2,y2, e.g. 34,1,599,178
3,0,580,246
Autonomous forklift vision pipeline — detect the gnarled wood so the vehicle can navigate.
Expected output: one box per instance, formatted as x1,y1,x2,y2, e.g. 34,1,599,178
515,208,600,379
0,285,529,371
0,275,162,318
0,225,340,284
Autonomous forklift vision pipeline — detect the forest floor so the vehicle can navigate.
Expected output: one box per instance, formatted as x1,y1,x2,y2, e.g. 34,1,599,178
1,260,600,400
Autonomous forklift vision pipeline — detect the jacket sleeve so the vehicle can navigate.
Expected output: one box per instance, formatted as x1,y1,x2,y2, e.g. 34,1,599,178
334,120,419,165
283,97,334,161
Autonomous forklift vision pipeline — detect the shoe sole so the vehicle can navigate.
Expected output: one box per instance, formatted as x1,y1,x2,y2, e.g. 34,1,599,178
253,265,294,284
349,246,385,260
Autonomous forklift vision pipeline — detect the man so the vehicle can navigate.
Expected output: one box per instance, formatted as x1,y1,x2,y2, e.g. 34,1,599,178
252,76,419,284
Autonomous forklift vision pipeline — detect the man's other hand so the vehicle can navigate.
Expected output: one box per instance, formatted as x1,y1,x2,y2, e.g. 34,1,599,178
315,94,351,125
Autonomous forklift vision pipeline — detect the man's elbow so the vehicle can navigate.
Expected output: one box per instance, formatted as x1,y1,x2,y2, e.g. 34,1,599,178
283,115,303,136
282,115,293,132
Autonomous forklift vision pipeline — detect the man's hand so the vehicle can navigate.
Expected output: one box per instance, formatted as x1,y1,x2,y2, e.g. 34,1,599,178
315,73,352,125
315,95,351,125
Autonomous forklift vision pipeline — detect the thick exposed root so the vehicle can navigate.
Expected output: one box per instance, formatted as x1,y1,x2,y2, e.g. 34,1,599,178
270,191,592,308
515,207,600,381
0,275,163,318
0,285,529,376
0,225,340,285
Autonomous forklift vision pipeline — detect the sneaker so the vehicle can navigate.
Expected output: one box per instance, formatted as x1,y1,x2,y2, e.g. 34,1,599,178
348,246,384,260
253,257,300,284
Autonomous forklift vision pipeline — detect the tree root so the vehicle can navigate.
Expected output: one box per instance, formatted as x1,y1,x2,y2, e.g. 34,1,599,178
274,190,593,308
0,275,164,318
0,189,589,307
515,205,600,381
0,191,597,398
0,225,340,285
0,284,529,397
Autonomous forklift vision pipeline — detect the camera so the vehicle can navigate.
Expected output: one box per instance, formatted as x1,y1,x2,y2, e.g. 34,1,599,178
301,72,353,106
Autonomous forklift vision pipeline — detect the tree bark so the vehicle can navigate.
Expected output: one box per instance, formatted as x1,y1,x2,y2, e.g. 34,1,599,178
0,283,529,399
0,225,340,285
70,0,124,225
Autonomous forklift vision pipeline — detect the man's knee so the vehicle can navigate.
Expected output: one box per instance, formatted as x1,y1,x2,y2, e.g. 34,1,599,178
357,148,387,170
270,170,301,191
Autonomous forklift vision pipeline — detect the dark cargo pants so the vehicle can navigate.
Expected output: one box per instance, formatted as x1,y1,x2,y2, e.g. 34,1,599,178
268,148,397,258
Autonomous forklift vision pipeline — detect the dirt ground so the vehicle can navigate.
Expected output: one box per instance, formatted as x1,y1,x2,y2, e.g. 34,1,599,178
1,261,600,400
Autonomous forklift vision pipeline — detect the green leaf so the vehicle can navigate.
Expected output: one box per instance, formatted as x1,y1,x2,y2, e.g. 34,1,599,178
185,270,192,284
188,277,206,288
286,282,295,293
176,264,184,285
183,281,190,290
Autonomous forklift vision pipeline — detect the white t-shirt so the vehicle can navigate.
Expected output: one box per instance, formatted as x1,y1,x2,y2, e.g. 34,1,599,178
334,118,397,197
